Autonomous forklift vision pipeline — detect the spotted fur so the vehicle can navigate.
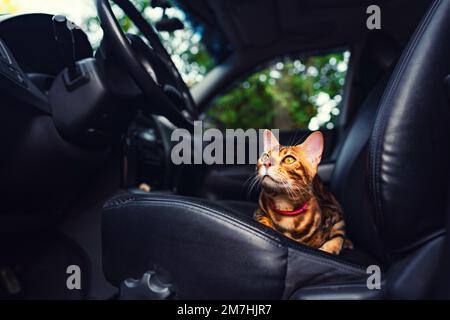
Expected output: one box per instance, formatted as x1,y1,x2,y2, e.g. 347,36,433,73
254,130,353,254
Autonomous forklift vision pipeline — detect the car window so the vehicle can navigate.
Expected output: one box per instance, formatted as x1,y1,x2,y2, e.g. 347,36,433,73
206,51,350,130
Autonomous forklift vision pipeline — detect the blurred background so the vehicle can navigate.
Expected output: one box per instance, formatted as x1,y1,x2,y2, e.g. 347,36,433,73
0,0,349,131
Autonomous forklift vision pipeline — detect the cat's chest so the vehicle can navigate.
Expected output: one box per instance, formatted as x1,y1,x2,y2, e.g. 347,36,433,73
275,209,320,231
276,216,298,230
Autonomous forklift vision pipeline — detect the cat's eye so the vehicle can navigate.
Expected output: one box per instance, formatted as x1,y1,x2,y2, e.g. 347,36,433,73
261,153,270,162
283,156,296,164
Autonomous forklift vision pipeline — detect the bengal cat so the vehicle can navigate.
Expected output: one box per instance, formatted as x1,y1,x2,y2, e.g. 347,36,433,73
254,130,353,254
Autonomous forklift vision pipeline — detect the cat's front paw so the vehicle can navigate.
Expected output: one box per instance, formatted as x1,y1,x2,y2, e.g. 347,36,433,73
344,238,354,250
319,237,344,255
256,215,274,228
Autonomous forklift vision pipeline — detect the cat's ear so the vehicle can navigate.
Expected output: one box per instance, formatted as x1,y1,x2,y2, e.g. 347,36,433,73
299,131,324,168
263,129,279,152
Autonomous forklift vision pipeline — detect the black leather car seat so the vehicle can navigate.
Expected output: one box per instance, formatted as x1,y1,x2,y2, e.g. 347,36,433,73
102,0,450,299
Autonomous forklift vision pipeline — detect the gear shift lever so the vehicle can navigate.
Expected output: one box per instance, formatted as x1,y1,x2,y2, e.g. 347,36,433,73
52,15,79,81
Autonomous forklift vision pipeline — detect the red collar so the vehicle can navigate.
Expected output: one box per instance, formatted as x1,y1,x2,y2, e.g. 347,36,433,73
270,201,308,216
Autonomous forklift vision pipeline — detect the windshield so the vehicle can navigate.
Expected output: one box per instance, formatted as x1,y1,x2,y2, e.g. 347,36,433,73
0,0,217,87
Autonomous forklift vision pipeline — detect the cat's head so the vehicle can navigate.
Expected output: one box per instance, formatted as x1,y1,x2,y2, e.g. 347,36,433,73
257,130,324,199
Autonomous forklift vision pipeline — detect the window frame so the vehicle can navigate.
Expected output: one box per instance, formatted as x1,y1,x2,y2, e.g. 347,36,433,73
200,47,353,132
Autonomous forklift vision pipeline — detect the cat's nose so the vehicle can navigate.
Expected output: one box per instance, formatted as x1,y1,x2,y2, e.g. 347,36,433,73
263,160,271,168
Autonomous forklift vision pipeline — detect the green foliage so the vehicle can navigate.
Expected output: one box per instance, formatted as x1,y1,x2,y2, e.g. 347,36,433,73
208,53,349,130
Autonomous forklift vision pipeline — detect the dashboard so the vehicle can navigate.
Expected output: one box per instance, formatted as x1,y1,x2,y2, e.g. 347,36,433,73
0,13,93,76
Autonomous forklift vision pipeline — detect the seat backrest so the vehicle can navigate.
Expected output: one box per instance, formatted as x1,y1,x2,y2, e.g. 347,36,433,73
332,0,450,262
331,33,400,262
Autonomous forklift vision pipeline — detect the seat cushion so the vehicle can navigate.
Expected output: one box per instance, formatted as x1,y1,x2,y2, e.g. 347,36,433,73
218,199,379,267
102,193,379,299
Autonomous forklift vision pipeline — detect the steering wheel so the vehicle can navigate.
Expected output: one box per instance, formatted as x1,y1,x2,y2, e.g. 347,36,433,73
96,0,197,129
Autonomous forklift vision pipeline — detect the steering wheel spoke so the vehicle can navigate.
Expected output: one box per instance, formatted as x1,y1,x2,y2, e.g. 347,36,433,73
96,0,197,129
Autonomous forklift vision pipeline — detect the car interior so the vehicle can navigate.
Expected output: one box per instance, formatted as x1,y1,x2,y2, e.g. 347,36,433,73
1,0,450,299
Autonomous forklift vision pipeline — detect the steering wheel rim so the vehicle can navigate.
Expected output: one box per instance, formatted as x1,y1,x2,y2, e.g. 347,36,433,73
96,0,197,129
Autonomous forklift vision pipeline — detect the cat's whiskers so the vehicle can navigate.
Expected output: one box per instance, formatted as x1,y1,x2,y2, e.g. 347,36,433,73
285,182,296,199
245,174,262,199
274,172,297,199
278,175,311,201
244,173,257,187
